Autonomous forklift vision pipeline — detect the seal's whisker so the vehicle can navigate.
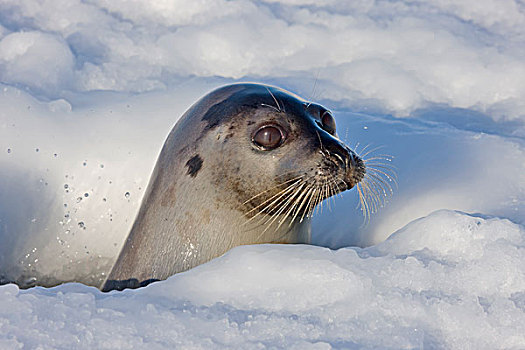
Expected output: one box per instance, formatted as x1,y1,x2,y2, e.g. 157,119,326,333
325,179,335,210
364,158,396,168
323,181,332,211
244,180,304,221
280,182,310,225
304,184,319,217
290,184,313,218
361,187,377,217
318,182,326,215
366,161,397,171
365,164,397,178
356,183,371,225
348,142,396,224
243,175,304,207
366,172,397,193
255,191,298,234
362,187,373,225
305,187,319,220
325,179,333,212
365,171,394,195
315,183,323,215
334,177,344,197
356,183,364,220
364,161,396,170
328,177,341,206
364,154,395,162
253,181,304,219
363,177,385,212
264,180,308,222
265,86,282,112
298,185,317,222
244,187,301,224
307,69,321,105
362,177,382,201
344,127,350,144
287,185,315,227
260,103,280,113
364,179,386,212
366,167,398,189
315,130,326,153
313,185,321,216
360,145,386,159
317,184,325,208
259,182,308,236
356,143,372,157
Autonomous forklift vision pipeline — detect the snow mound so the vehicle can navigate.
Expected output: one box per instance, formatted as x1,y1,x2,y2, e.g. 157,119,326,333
1,0,525,122
2,210,524,349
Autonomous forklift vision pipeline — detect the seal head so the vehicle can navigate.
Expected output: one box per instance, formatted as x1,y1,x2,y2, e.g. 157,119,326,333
102,83,365,291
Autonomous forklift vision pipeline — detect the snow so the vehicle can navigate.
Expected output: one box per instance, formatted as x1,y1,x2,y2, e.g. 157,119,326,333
1,0,525,348
2,211,525,348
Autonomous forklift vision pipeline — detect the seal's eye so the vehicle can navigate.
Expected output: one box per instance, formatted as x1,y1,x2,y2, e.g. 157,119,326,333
253,125,283,150
321,111,336,135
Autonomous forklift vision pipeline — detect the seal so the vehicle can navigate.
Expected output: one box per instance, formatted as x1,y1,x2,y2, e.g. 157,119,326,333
102,83,365,291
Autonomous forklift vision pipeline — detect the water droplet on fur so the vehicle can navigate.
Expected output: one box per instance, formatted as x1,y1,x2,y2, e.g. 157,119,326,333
125,192,130,199
7,148,11,153
84,193,89,197
78,222,85,229
76,197,82,203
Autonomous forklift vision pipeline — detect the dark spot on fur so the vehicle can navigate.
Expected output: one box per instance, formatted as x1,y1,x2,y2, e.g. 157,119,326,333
102,278,160,292
247,121,255,125
186,155,203,177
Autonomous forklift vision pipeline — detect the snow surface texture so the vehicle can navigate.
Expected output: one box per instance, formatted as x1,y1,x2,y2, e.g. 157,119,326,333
2,211,525,349
0,0,525,348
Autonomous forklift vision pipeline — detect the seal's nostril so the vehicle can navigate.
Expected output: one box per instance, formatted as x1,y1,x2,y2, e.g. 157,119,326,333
333,153,345,166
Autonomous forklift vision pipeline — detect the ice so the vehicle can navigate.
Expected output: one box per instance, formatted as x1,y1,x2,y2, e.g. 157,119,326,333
0,31,74,97
0,1,525,121
1,0,525,348
1,210,524,348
